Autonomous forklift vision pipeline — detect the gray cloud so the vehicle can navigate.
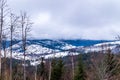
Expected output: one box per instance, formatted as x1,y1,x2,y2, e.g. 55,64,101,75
7,0,120,40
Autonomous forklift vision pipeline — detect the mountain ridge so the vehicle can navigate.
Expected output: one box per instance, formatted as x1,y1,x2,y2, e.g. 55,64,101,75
1,39,118,65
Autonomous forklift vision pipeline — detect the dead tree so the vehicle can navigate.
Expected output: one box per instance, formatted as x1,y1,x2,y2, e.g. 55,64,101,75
9,13,19,80
0,0,8,78
68,50,75,80
2,34,7,80
20,12,32,80
48,60,51,80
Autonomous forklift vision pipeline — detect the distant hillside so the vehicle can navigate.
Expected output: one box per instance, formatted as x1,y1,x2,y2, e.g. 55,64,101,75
61,39,112,46
2,39,117,65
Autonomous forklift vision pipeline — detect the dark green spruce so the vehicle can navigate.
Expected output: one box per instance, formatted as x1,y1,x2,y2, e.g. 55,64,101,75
74,54,86,80
50,58,64,80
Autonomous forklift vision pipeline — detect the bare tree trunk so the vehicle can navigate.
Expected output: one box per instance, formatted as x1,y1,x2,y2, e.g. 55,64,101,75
0,0,6,78
0,1,3,78
23,37,26,80
0,0,8,79
23,52,26,80
21,12,26,80
4,49,7,80
68,51,75,80
22,18,26,80
35,65,37,80
2,34,7,80
20,12,32,80
71,53,74,80
48,61,51,80
10,22,13,80
9,13,19,80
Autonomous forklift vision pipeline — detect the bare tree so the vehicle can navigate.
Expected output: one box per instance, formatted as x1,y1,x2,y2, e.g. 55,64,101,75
68,50,75,80
91,54,107,80
48,57,51,80
9,13,19,80
2,33,7,80
20,12,32,80
71,53,75,80
0,0,8,78
90,47,120,80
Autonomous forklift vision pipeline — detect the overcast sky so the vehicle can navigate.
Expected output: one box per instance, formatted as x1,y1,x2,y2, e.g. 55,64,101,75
7,0,120,40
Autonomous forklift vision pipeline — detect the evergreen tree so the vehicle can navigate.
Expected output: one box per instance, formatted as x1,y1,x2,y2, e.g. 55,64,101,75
74,54,86,80
50,58,64,80
37,57,47,80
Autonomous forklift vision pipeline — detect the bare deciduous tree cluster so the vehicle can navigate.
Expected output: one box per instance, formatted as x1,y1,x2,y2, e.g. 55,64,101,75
0,0,32,80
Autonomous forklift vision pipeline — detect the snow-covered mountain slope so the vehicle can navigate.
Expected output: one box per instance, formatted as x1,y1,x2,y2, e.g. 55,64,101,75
82,41,120,53
5,40,76,65
2,39,119,65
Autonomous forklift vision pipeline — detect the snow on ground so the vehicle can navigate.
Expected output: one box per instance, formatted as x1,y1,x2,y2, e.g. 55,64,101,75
2,40,120,65
26,44,53,54
94,41,120,46
61,44,76,50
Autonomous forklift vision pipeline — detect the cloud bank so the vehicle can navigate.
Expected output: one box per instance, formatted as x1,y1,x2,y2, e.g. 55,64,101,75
7,0,120,40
